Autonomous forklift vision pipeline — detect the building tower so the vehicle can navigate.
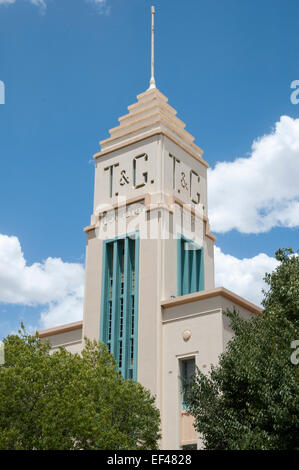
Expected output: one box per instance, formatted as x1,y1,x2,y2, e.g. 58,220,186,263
39,7,262,450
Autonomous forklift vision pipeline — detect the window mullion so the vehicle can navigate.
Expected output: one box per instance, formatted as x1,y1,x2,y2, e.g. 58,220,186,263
110,240,119,358
191,247,197,293
122,237,130,378
183,241,190,295
132,238,138,380
199,249,204,291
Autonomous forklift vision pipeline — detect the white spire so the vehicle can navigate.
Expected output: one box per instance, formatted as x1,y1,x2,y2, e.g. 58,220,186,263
149,6,156,90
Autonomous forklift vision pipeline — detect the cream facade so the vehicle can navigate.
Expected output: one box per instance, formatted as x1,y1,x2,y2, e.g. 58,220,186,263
39,87,262,450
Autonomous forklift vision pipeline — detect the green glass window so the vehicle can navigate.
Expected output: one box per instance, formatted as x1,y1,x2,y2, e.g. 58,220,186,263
178,235,204,296
100,234,139,380
181,357,195,409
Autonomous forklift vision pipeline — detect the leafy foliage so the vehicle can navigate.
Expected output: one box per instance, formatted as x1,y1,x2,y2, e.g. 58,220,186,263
0,329,160,450
263,248,299,324
185,248,299,450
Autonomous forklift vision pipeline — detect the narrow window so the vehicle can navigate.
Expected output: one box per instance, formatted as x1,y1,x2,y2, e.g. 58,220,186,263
178,236,204,296
128,238,136,379
181,358,195,410
182,444,197,450
101,235,139,380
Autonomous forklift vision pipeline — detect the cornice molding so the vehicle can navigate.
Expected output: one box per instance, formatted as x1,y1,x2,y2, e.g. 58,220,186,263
94,129,208,168
161,287,263,315
38,321,83,338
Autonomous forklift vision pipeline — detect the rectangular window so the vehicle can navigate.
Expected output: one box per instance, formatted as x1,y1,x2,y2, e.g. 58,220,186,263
182,444,197,450
181,357,195,410
178,235,204,296
100,234,139,380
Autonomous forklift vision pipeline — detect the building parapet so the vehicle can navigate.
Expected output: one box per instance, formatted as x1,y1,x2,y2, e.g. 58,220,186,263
38,320,83,339
161,287,262,315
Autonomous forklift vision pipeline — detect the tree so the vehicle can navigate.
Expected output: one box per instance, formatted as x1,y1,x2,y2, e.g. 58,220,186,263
0,328,160,450
185,248,299,450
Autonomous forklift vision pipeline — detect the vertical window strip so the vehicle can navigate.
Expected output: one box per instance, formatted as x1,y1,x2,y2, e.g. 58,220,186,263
119,298,124,338
179,236,204,296
131,295,135,336
108,301,112,341
105,244,114,349
129,238,136,378
133,158,136,187
121,237,130,378
182,240,190,295
195,249,201,291
190,247,198,293
116,240,124,369
109,241,118,358
130,338,134,365
119,340,123,368
101,235,138,381
181,357,195,410
110,166,113,198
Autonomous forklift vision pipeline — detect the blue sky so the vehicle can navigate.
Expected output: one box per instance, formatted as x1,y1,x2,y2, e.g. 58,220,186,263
0,0,298,338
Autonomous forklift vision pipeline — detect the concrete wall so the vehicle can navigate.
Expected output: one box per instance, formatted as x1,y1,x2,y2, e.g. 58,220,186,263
41,327,83,355
162,301,223,449
94,135,160,212
82,231,103,343
161,292,260,449
162,135,208,218
137,238,162,407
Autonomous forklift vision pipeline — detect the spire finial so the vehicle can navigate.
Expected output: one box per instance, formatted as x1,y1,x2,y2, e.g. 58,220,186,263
149,6,156,90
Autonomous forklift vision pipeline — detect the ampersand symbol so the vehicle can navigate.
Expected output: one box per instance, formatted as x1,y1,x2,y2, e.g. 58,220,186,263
120,170,129,186
181,172,188,191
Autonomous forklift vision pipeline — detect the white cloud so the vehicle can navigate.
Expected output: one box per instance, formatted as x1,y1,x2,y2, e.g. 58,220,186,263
86,0,110,14
214,245,279,306
0,233,280,334
0,0,46,12
209,115,299,233
40,293,84,329
0,0,109,14
0,234,84,329
29,0,46,12
87,0,106,5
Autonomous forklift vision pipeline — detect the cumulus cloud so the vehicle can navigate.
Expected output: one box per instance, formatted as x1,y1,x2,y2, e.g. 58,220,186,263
0,234,84,329
0,232,280,333
214,246,279,306
40,293,84,329
209,116,299,233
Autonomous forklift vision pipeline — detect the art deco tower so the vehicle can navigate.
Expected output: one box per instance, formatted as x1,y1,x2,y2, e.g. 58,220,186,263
40,8,261,449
